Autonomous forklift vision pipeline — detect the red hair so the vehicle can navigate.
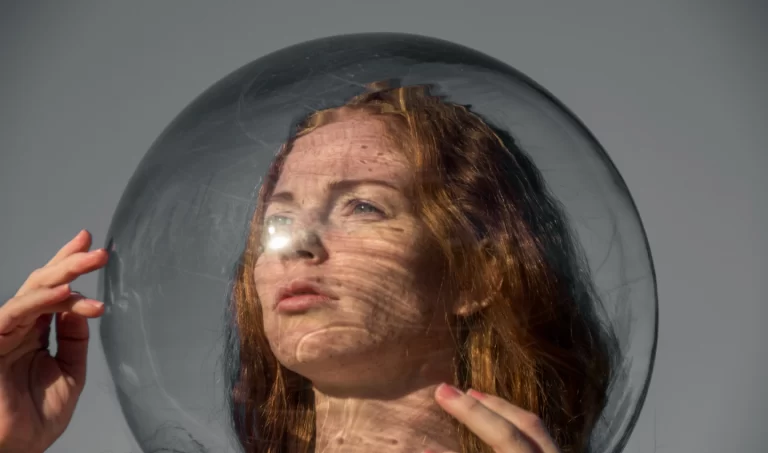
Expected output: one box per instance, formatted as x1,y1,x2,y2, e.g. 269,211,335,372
226,82,618,453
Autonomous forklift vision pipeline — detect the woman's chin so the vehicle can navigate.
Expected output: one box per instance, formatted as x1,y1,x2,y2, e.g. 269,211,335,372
270,328,450,398
271,325,381,373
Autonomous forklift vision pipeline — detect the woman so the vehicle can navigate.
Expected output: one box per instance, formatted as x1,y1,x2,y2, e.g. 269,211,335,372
0,83,618,453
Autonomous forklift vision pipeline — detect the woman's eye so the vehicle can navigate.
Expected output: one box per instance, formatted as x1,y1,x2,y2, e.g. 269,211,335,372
265,215,293,229
351,201,383,215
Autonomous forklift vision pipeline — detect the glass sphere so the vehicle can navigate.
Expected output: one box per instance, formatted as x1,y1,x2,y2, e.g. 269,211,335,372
99,32,656,453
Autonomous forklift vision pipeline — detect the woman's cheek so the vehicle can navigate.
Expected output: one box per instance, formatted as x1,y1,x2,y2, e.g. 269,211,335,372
253,261,283,302
332,228,418,262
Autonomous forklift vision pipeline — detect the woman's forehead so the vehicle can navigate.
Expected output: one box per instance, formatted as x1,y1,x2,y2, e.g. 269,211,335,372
292,118,391,152
280,119,408,182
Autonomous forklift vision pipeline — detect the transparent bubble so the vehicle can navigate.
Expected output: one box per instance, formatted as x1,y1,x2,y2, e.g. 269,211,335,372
99,33,657,453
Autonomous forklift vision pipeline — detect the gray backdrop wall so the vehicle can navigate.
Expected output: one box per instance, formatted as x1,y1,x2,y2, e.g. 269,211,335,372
1,1,765,452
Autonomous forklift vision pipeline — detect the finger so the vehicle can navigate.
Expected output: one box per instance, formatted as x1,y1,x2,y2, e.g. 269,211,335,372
0,285,73,335
466,390,557,453
435,384,537,453
38,313,53,348
0,316,50,362
16,248,109,296
0,295,101,361
0,288,103,339
55,311,90,386
46,229,92,266
45,294,105,319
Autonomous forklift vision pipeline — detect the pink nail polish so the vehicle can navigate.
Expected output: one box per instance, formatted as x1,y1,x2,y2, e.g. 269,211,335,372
467,389,486,399
437,383,462,399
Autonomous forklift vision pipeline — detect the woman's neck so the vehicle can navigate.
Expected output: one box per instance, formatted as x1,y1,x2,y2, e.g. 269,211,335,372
312,384,460,453
310,350,461,453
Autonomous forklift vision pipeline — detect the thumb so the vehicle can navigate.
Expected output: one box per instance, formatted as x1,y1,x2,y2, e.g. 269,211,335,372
54,311,90,387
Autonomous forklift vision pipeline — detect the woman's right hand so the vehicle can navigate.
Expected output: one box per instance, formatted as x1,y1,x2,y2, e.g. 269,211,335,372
0,230,108,453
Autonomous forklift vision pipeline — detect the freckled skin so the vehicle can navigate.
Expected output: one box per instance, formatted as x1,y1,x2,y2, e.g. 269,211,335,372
254,118,453,391
253,118,461,452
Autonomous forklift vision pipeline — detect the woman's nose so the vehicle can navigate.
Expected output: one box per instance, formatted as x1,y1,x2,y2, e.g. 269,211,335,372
278,227,328,264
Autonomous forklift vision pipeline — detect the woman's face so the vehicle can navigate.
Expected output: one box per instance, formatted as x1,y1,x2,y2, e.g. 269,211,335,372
253,116,454,389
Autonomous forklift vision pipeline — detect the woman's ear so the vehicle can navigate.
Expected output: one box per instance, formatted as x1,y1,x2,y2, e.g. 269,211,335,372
451,243,501,317
453,297,492,317
451,275,498,317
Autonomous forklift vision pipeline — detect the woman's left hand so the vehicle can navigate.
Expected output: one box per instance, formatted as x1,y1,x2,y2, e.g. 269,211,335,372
430,383,560,453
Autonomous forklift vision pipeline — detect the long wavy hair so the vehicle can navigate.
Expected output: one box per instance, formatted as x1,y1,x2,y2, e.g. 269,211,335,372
225,82,619,453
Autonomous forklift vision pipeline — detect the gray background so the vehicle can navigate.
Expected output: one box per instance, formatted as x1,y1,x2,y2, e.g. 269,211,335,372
0,1,765,452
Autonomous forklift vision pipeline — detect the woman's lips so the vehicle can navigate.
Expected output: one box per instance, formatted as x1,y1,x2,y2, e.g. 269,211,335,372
275,279,337,313
276,294,332,313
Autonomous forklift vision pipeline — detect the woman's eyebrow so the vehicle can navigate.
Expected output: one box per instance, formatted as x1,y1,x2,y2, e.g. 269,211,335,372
269,178,400,205
325,178,400,194
266,191,294,206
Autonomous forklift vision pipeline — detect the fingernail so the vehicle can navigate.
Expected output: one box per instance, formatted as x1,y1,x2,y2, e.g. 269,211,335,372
85,300,104,308
437,383,463,400
467,389,486,399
